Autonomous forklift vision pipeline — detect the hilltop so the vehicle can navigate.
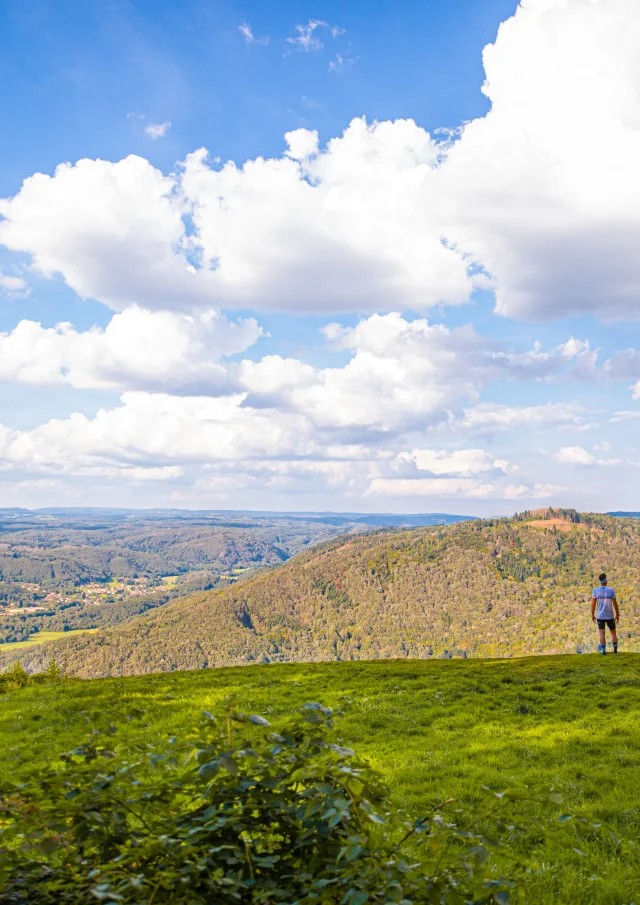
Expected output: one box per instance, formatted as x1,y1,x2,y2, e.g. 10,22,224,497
3,508,639,678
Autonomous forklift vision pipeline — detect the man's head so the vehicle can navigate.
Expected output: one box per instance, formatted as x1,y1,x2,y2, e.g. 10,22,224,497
599,572,607,585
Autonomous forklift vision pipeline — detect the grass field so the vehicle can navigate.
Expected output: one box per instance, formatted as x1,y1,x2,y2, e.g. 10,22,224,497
0,628,98,651
2,654,640,903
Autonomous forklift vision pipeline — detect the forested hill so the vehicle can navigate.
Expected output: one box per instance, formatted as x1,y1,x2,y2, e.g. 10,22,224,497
4,509,640,677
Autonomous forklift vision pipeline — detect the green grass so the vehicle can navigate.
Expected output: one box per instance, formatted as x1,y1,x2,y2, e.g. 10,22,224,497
2,654,640,903
0,628,98,651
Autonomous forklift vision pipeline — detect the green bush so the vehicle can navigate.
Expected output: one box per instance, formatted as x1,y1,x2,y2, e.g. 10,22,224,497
0,702,605,905
0,700,620,905
0,658,66,694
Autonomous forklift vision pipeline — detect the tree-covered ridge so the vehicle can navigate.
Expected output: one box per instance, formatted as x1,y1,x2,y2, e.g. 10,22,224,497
4,511,640,677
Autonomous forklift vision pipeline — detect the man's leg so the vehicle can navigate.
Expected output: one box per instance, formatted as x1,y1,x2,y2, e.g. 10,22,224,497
610,625,618,653
598,626,606,653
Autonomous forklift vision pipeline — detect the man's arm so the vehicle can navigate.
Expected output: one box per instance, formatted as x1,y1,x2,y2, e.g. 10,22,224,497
613,595,620,622
591,596,597,622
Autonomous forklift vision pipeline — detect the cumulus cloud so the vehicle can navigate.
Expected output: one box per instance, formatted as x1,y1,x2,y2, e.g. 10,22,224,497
440,0,640,320
604,348,640,398
0,308,262,392
0,374,567,503
1,1,639,321
0,310,604,439
0,392,315,471
391,448,516,477
239,314,596,434
0,121,470,314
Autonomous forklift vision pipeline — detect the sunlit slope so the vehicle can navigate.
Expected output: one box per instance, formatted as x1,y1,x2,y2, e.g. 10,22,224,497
3,511,640,678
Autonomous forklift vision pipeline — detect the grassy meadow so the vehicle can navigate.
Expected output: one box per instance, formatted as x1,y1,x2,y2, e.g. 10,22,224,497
2,654,640,902
0,628,97,651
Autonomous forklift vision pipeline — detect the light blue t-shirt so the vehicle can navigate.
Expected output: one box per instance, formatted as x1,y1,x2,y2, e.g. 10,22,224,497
592,585,616,620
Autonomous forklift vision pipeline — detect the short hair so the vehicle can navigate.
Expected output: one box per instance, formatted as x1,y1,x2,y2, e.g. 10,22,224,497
599,572,607,582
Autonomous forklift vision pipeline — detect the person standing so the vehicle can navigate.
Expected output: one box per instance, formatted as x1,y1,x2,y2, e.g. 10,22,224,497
591,572,619,655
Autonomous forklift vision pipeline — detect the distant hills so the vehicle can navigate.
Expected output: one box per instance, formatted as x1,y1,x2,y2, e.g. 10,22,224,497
5,508,640,677
0,508,474,528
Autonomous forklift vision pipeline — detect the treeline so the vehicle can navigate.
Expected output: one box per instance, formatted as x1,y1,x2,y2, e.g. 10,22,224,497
5,512,640,677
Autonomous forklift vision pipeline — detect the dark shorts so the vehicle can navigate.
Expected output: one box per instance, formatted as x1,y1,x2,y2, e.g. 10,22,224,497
597,618,616,631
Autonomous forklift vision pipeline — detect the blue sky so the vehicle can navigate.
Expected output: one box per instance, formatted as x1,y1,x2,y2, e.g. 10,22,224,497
0,0,639,514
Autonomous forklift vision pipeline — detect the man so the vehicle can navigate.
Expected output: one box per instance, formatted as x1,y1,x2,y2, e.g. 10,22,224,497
591,572,619,655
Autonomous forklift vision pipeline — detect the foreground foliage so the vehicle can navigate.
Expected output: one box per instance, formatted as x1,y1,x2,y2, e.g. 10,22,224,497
2,656,640,903
0,702,559,905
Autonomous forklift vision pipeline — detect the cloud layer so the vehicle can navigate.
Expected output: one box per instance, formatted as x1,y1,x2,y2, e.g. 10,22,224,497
2,1,639,320
1,0,639,510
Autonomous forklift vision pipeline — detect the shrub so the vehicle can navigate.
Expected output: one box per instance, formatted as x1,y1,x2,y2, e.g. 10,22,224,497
0,702,592,905
0,658,66,694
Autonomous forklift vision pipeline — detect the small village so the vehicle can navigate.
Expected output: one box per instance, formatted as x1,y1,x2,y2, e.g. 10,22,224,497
0,577,165,615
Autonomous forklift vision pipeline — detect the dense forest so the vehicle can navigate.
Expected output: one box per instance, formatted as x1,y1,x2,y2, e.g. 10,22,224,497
4,509,639,677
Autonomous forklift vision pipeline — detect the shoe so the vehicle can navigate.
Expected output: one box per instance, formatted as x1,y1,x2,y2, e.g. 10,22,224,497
598,644,606,655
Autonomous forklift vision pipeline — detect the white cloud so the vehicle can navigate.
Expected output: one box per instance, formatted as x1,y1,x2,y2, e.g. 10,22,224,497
391,448,516,477
144,122,171,140
604,349,640,398
0,376,563,504
238,22,269,45
2,1,639,322
0,311,600,447
0,307,262,392
0,392,315,474
609,410,640,423
239,314,591,434
457,401,585,433
286,20,328,52
0,270,28,296
239,314,486,432
328,53,355,73
440,0,640,320
284,128,319,160
553,446,621,467
0,121,471,314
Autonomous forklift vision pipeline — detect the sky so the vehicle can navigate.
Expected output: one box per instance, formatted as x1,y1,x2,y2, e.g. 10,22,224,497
0,0,639,515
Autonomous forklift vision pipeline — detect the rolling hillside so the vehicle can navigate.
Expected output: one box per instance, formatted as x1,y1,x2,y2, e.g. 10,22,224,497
4,509,640,677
